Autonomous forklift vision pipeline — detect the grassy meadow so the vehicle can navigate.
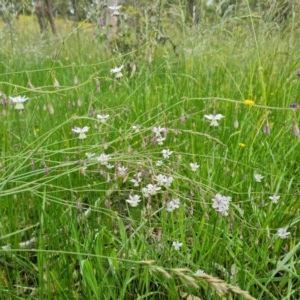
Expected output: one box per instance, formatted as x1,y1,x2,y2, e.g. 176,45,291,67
0,11,299,300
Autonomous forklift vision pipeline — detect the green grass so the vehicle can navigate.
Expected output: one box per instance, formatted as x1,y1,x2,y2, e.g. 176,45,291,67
0,13,300,300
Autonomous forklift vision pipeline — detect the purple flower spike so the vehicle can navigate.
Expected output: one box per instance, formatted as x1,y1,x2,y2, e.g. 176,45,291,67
297,70,300,77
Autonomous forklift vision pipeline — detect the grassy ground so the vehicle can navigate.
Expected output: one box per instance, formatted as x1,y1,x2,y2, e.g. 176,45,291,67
0,12,299,300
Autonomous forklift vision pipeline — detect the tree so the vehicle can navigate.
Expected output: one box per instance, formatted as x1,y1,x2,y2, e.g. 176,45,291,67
35,0,57,35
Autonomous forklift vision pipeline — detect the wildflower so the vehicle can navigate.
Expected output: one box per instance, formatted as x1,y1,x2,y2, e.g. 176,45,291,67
277,228,290,239
204,114,224,127
269,194,280,204
234,119,239,129
106,164,114,169
297,70,300,77
195,269,205,276
132,125,141,133
96,153,111,165
126,194,141,207
154,174,173,187
238,143,246,148
53,78,60,89
254,173,263,182
110,65,124,79
156,136,166,145
117,166,127,177
95,78,101,92
10,96,29,111
290,102,299,109
162,149,173,159
142,184,161,197
130,172,142,186
108,5,122,16
190,162,200,172
166,198,180,212
292,124,300,137
156,160,163,166
212,193,231,216
97,114,109,123
243,99,255,106
85,152,95,159
71,126,89,139
172,241,182,251
180,114,186,123
152,126,167,136
263,124,271,136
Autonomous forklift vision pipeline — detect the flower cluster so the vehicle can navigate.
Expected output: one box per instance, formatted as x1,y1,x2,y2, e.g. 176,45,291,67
212,193,231,216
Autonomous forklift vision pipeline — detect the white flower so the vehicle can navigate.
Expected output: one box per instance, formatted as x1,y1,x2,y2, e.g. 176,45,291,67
85,152,95,159
96,153,111,165
162,149,173,159
72,126,89,139
154,174,173,187
106,164,114,169
108,5,122,10
132,125,141,133
156,160,163,166
117,166,127,177
190,162,200,172
172,241,182,250
195,269,205,276
269,194,280,204
212,193,231,216
166,198,180,212
254,173,264,182
130,172,142,187
156,136,166,145
277,228,290,239
110,65,124,78
97,114,109,123
152,126,166,136
142,184,161,197
126,194,141,207
10,96,29,110
204,114,224,127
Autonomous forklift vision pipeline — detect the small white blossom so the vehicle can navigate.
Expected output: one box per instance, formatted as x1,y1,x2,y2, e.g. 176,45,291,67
156,160,163,166
162,149,173,159
154,174,173,188
106,164,114,169
142,184,161,197
126,194,141,207
85,152,95,159
130,172,142,187
277,228,290,239
212,193,231,216
152,126,166,136
96,153,111,165
190,162,200,172
110,65,124,78
204,114,224,127
117,166,127,177
269,194,280,204
132,125,141,133
156,136,166,145
108,5,122,10
97,114,109,123
172,241,182,251
195,269,206,276
166,198,180,212
10,96,29,111
72,126,89,139
254,173,264,182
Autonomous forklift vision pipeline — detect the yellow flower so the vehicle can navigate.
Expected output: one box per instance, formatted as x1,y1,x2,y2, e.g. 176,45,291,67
238,143,246,148
243,99,255,106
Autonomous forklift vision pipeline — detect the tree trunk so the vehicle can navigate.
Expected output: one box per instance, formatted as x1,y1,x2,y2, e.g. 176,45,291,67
106,0,119,42
35,0,57,35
